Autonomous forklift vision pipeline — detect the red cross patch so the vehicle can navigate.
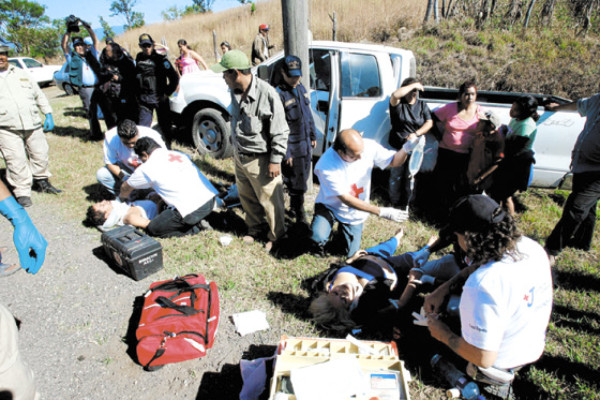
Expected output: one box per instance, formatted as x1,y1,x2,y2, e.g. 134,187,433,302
349,184,364,198
168,153,183,163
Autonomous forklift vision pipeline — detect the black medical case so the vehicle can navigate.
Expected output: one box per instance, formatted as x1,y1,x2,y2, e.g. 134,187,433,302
101,226,163,281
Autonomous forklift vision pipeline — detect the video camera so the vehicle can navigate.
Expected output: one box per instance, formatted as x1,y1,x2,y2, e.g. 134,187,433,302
65,15,91,33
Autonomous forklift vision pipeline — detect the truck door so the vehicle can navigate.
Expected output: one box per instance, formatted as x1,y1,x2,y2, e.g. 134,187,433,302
337,51,388,145
309,49,340,156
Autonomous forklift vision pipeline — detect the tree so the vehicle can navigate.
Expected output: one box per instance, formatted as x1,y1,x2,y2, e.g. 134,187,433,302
0,0,50,54
110,0,145,31
99,16,115,41
161,6,182,21
523,0,537,28
190,0,215,13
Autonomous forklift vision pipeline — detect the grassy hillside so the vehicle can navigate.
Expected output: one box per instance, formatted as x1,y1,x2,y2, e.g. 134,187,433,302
115,0,598,99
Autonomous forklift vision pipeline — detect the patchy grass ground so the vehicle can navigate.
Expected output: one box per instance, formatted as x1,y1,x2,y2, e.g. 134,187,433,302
7,87,597,399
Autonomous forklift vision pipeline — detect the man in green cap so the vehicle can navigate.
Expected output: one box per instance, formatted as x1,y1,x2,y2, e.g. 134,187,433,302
211,50,289,251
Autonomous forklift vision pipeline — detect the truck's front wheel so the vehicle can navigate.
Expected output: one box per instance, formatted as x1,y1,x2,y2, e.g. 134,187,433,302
191,108,232,159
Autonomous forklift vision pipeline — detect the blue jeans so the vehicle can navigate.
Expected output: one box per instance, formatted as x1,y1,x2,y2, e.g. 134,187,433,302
96,163,131,195
310,203,364,257
365,236,399,258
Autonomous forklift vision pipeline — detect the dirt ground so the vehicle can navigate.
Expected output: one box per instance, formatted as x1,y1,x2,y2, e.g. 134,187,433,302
0,86,284,400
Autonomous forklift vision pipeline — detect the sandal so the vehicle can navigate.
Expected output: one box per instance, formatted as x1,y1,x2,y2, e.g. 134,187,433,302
0,263,21,277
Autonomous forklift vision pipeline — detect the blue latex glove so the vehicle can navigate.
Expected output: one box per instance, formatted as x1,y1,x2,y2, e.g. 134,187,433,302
43,113,54,132
0,196,47,274
406,245,431,268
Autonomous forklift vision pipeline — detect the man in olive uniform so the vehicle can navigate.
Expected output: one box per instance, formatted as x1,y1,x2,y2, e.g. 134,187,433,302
135,33,179,145
276,55,316,223
0,45,61,207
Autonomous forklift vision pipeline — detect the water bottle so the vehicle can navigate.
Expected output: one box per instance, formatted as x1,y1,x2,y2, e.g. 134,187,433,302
431,354,483,400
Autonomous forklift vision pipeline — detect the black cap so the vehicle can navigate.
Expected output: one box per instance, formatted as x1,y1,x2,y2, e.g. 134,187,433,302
283,55,302,77
105,37,114,45
448,195,506,233
138,33,153,46
72,37,85,47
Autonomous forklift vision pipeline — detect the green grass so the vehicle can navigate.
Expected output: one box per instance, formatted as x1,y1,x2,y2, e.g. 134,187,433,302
15,88,598,399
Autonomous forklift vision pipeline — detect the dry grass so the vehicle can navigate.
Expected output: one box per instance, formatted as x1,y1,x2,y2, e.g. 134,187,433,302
115,0,426,64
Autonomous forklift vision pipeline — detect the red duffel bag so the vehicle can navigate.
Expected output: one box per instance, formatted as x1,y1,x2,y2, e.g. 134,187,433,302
136,274,220,370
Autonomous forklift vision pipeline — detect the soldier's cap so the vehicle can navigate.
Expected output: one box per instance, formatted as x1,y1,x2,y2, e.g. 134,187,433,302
478,110,502,129
138,33,153,46
259,24,269,31
72,37,85,47
105,37,114,45
283,55,302,77
0,45,9,54
210,50,251,73
448,195,506,234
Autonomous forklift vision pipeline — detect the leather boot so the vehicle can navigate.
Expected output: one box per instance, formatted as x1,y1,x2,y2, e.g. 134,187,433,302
32,179,62,194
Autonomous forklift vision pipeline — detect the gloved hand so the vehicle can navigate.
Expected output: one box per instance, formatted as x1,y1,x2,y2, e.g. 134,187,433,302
406,245,431,268
43,113,54,132
412,307,429,327
402,136,419,153
0,197,47,274
379,207,409,222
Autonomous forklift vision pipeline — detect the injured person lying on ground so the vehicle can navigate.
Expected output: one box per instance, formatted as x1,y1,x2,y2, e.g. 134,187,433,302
86,197,160,231
308,229,465,334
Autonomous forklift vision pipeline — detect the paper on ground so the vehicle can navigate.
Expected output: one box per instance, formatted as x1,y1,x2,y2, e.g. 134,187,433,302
232,310,270,336
291,357,368,400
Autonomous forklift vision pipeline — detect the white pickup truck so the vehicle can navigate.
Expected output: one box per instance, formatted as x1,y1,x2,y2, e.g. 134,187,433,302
8,57,62,87
170,40,584,189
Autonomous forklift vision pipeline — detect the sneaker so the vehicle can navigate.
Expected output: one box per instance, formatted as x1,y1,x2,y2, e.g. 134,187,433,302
16,196,32,207
32,179,62,194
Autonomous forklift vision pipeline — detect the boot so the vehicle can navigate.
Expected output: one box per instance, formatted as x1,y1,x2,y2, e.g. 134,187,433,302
290,194,306,224
32,179,62,194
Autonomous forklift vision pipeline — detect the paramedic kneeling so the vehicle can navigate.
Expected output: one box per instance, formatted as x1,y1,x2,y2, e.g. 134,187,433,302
119,137,219,238
423,195,553,400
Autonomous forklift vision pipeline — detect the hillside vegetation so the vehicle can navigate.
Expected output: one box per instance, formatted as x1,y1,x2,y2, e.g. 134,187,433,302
115,0,599,99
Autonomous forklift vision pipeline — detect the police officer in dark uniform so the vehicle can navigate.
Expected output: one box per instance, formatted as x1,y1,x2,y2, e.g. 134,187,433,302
135,33,178,145
276,55,317,223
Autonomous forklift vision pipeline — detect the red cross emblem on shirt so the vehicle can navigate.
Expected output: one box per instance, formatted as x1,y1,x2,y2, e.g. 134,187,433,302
349,184,364,198
129,159,141,168
168,153,183,163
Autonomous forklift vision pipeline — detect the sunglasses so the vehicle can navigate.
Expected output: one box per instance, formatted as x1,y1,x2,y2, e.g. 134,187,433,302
141,44,152,48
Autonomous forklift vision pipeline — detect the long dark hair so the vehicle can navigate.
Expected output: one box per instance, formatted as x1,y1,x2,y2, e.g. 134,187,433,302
464,214,522,266
513,95,540,122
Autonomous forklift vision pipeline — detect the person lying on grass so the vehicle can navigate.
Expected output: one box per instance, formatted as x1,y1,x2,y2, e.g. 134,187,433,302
308,229,470,334
86,195,160,231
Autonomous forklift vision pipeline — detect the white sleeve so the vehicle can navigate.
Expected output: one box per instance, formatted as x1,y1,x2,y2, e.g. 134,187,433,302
126,167,152,190
370,142,396,170
104,137,118,165
459,284,506,352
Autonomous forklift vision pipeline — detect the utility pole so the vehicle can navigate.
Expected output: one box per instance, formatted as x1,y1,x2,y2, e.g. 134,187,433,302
281,0,309,89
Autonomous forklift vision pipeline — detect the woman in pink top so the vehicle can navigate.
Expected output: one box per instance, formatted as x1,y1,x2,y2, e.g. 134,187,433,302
430,80,484,218
175,39,208,75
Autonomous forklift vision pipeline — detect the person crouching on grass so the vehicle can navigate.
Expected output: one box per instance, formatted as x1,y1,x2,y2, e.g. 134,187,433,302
423,194,553,400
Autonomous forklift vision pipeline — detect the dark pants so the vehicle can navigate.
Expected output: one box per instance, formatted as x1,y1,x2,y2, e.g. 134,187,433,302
139,97,172,145
147,197,215,238
389,160,412,208
546,171,600,255
282,155,311,215
430,148,470,218
90,89,117,133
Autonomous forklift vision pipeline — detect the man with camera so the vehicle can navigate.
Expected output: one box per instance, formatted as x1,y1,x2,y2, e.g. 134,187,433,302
61,15,104,140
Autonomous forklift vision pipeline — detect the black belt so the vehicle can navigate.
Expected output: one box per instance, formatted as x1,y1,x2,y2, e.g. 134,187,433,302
237,151,265,157
80,85,95,88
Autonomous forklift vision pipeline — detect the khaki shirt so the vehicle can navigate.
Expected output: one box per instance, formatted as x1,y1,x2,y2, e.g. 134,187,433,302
0,65,52,131
230,76,289,164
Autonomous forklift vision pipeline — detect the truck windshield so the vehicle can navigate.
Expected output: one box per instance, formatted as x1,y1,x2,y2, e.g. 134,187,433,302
340,53,381,98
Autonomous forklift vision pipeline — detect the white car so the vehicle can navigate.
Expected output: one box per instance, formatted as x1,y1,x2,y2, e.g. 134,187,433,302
8,57,61,87
53,62,76,95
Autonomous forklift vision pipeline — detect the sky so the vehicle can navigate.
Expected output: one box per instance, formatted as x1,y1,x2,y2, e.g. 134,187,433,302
41,0,242,30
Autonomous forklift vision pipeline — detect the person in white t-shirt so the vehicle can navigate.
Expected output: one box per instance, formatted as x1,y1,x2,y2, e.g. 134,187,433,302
119,137,220,238
96,119,166,195
86,198,159,230
311,129,417,257
424,195,553,400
